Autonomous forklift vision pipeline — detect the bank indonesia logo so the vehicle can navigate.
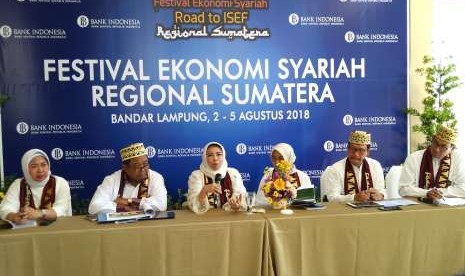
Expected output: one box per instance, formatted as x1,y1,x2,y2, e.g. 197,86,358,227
289,13,299,26
343,114,354,126
146,146,156,159
51,148,64,160
0,25,12,39
324,141,335,152
236,143,247,155
345,31,355,43
77,15,89,28
16,122,29,135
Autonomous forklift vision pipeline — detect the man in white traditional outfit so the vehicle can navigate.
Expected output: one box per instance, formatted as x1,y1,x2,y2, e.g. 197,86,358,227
0,149,72,223
321,130,385,202
399,125,465,199
88,143,167,214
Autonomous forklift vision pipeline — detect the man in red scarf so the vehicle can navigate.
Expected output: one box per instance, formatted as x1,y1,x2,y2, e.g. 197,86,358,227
88,143,167,214
399,125,465,199
321,130,385,202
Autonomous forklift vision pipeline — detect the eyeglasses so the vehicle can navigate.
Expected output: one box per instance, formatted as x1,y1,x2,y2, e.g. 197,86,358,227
348,146,368,154
431,139,451,152
129,162,150,170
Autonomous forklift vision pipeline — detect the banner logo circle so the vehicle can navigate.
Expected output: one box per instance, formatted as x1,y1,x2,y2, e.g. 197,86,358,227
0,25,12,38
343,114,354,126
324,141,335,152
16,122,29,134
77,15,89,28
51,148,64,160
236,143,247,155
345,31,355,43
146,146,156,159
288,13,299,25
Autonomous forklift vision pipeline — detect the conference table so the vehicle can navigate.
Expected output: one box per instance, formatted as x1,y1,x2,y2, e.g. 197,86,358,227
1,201,465,276
0,210,267,276
264,201,465,276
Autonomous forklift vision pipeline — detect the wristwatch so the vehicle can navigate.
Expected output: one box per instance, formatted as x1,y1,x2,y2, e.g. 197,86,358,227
40,209,47,218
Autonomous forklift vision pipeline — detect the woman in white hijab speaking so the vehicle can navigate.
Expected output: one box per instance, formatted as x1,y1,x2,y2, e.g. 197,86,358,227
187,142,246,214
0,149,72,224
255,143,314,207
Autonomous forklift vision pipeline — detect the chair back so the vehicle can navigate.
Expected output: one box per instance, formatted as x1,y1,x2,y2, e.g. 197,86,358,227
385,165,402,199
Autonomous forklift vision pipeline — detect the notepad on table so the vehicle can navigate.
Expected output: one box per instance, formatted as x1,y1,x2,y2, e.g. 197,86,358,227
346,201,381,208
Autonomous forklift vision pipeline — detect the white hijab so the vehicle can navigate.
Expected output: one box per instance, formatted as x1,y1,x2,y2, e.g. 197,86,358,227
21,149,51,187
199,142,228,179
272,143,297,172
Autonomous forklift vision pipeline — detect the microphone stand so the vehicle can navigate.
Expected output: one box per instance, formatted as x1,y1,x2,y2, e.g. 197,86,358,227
214,174,222,208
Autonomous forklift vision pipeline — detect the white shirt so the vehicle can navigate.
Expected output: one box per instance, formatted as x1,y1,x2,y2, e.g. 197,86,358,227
88,169,167,215
255,168,313,207
321,157,385,202
399,149,465,197
0,175,72,220
187,168,246,214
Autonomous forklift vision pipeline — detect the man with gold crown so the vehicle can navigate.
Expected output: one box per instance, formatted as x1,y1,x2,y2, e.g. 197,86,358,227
88,143,167,214
399,125,465,199
321,130,385,202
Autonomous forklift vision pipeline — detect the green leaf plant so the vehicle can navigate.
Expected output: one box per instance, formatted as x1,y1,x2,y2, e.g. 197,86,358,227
406,55,462,150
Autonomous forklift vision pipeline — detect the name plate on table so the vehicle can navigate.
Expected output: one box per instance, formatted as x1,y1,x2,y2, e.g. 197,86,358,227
96,210,175,224
0,219,37,230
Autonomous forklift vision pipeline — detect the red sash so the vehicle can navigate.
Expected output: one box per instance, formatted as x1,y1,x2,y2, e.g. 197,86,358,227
117,171,149,211
204,172,233,208
289,172,301,188
19,176,56,210
418,147,451,189
344,158,373,195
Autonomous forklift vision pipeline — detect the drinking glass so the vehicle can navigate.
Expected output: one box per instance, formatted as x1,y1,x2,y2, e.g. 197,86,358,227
246,192,256,214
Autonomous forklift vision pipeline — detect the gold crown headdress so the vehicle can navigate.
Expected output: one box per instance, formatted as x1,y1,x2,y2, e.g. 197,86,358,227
349,130,371,145
120,143,146,161
435,125,457,145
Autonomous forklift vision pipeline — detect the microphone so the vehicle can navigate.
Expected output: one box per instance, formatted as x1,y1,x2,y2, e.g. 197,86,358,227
214,173,222,208
142,203,154,214
418,196,440,206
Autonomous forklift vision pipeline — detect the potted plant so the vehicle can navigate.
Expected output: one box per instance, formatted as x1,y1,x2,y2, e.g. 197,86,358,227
406,55,462,150
0,95,7,106
0,175,15,203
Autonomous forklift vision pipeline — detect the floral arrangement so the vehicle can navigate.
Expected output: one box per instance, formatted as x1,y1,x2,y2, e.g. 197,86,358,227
0,175,16,203
261,160,298,208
